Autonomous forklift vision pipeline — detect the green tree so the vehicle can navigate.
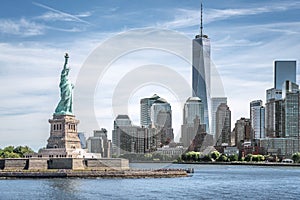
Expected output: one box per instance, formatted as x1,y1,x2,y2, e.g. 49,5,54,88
292,152,300,163
210,151,220,161
217,154,228,162
228,154,238,162
201,154,212,162
257,155,265,162
3,146,14,153
181,151,201,162
245,154,253,162
252,155,258,162
4,152,20,158
13,146,34,157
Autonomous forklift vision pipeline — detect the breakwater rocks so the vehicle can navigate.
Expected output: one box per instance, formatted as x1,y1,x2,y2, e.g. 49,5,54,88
0,169,188,179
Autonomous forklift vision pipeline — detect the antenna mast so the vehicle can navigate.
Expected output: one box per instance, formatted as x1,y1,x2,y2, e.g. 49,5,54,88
200,3,203,37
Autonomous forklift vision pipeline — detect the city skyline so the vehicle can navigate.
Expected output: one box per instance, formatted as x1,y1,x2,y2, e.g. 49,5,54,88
1,0,300,150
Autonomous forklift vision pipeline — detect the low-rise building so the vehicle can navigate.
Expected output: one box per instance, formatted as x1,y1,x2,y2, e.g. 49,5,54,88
156,145,186,157
87,128,111,158
258,137,300,157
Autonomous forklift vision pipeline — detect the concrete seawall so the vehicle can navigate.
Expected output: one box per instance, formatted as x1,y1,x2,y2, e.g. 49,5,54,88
0,169,188,179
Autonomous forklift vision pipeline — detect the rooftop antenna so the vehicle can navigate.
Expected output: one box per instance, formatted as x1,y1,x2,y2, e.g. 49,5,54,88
200,2,203,37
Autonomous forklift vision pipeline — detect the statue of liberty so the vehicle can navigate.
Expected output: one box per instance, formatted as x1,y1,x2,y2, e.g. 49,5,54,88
54,53,74,115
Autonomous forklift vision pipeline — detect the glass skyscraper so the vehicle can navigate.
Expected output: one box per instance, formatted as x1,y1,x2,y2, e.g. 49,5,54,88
250,100,265,139
265,60,297,138
180,97,203,147
215,103,231,146
192,33,211,133
275,61,296,90
183,97,204,125
140,94,160,127
282,80,299,138
211,97,227,140
150,98,172,128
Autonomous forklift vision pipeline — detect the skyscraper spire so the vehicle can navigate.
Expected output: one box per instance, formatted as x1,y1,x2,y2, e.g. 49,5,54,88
200,3,203,37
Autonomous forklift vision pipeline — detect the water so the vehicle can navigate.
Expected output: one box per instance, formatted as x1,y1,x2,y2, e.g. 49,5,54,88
1,164,300,199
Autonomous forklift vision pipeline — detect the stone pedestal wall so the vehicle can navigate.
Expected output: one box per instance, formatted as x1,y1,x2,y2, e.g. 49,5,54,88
0,159,28,170
28,158,48,170
0,158,129,171
0,159,5,169
85,158,129,170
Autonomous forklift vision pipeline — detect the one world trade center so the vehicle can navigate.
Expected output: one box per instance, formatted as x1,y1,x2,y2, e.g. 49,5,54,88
192,4,211,133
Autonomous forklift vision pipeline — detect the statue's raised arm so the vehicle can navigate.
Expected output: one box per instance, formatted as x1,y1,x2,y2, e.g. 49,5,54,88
64,53,69,69
54,53,74,115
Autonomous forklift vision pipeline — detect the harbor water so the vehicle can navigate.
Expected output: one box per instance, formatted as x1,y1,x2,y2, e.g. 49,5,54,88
1,163,300,199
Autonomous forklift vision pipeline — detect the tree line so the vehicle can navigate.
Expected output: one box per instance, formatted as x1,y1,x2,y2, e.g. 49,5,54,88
0,146,35,158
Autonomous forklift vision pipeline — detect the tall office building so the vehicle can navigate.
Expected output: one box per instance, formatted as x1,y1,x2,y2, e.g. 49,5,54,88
282,80,300,138
192,4,211,133
150,98,172,128
181,97,204,147
140,94,160,127
211,97,227,140
151,98,173,144
113,114,132,129
234,118,251,148
183,97,204,124
112,115,132,155
265,99,283,137
274,61,296,90
215,103,231,146
250,100,265,139
265,60,297,138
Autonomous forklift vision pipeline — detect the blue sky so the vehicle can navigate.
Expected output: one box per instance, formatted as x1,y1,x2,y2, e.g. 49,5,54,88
1,0,300,150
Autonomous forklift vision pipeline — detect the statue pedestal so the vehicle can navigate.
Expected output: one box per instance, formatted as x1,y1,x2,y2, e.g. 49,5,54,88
36,114,101,159
47,114,81,149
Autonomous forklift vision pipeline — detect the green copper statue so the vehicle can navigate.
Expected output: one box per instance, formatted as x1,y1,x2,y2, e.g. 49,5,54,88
54,53,74,115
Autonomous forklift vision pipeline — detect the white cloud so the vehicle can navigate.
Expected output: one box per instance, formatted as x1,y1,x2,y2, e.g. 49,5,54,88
36,11,92,23
0,18,44,36
159,2,300,29
33,2,92,25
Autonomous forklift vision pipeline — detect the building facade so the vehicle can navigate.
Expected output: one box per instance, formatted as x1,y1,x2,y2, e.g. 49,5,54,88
112,115,159,156
274,61,296,90
215,103,231,146
181,97,205,148
140,94,160,127
112,115,132,155
259,138,299,157
150,98,173,144
282,81,300,138
183,97,204,124
250,100,265,139
211,97,227,141
87,129,111,158
234,118,251,148
265,60,297,138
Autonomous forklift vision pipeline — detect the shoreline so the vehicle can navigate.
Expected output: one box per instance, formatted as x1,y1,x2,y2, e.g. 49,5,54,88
176,161,300,167
0,169,188,179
